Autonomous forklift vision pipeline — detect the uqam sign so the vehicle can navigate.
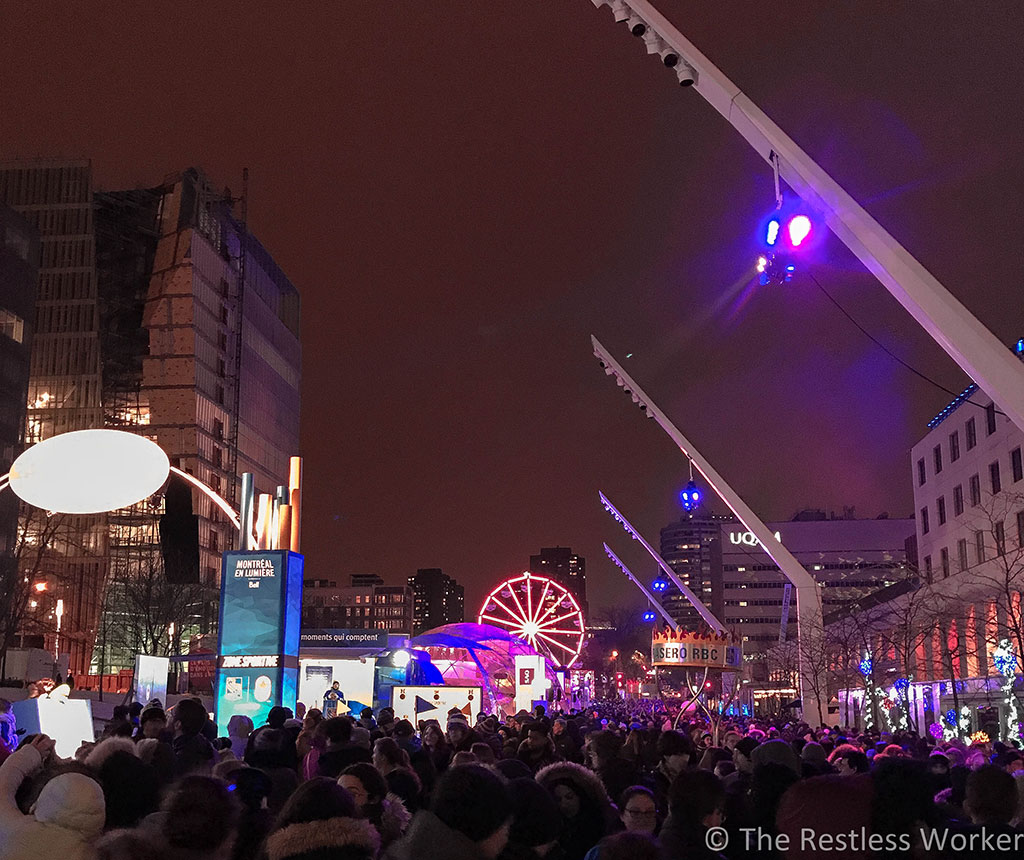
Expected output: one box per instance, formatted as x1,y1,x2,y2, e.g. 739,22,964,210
727,530,781,548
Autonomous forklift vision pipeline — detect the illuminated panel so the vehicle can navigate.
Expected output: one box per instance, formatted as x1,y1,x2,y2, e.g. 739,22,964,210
215,549,303,734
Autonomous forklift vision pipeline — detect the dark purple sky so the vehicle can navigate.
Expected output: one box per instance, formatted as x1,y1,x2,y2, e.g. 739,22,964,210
3,2,1022,617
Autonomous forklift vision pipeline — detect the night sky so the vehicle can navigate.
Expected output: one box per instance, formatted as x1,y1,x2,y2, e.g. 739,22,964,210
3,2,1022,617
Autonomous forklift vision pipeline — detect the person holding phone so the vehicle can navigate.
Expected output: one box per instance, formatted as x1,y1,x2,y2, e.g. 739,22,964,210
0,734,105,857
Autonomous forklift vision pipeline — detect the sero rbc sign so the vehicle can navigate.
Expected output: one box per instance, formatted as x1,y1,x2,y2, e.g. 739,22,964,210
652,631,742,670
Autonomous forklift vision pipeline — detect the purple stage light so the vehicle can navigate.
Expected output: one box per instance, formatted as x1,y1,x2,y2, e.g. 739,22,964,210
788,215,812,247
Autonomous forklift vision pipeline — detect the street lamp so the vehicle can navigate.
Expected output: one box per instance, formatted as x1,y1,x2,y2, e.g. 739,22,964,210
54,598,63,661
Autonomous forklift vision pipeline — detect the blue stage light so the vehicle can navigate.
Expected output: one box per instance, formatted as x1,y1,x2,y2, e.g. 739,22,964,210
679,479,702,511
652,579,668,592
765,218,780,247
642,610,657,622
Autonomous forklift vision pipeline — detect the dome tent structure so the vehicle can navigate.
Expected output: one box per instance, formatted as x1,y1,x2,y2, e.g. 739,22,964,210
410,622,561,716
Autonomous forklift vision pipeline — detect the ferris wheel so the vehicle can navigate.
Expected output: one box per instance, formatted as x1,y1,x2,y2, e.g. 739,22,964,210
478,572,586,668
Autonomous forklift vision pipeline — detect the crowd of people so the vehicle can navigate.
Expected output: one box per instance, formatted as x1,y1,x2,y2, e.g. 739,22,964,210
1,695,1023,859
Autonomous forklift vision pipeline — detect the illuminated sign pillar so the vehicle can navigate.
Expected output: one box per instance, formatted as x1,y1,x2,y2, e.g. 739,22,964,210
215,460,304,734
215,549,303,734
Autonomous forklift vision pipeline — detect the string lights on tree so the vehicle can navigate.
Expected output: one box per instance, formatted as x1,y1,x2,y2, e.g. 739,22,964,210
859,653,877,730
993,639,1021,741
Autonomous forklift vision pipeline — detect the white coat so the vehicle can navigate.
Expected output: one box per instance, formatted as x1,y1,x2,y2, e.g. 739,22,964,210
0,744,105,860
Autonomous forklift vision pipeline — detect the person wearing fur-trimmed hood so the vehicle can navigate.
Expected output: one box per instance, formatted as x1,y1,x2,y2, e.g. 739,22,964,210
265,777,379,860
0,735,105,860
536,761,621,860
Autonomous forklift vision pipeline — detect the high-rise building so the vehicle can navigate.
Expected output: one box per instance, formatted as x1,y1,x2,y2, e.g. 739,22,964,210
0,202,37,661
659,513,729,628
0,159,108,676
911,379,1024,583
528,547,587,615
102,168,301,669
303,576,413,634
408,568,464,634
721,515,914,683
828,371,1024,732
0,162,302,676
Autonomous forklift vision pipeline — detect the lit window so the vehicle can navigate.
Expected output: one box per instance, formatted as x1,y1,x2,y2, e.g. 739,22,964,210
0,309,24,344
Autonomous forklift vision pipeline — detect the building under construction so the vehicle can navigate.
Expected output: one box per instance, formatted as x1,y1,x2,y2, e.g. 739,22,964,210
0,161,301,678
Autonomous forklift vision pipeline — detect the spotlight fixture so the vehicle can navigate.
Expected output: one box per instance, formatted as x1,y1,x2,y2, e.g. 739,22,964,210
675,61,697,86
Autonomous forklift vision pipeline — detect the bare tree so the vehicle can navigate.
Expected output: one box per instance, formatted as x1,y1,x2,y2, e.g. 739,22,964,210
102,504,206,673
0,508,68,680
873,580,935,733
965,493,1024,668
958,491,1024,737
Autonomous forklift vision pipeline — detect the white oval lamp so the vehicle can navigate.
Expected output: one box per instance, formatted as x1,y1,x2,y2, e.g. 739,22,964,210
9,429,171,514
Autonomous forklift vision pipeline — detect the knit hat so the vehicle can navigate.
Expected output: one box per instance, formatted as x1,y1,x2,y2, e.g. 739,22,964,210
431,764,511,841
447,713,470,731
140,705,166,726
801,741,827,765
751,739,801,775
507,777,562,848
734,737,760,760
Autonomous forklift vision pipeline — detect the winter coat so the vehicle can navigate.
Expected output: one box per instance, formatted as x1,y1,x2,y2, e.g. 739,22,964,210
384,809,496,860
536,762,620,860
594,758,641,808
171,732,215,776
316,743,372,779
658,815,727,860
265,814,380,860
368,792,412,848
517,738,560,773
0,744,105,860
553,733,581,764
385,768,422,813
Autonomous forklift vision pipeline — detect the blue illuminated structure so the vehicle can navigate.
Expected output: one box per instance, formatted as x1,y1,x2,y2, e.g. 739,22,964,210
760,201,818,254
926,384,979,429
679,480,701,511
215,549,304,734
757,202,817,284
